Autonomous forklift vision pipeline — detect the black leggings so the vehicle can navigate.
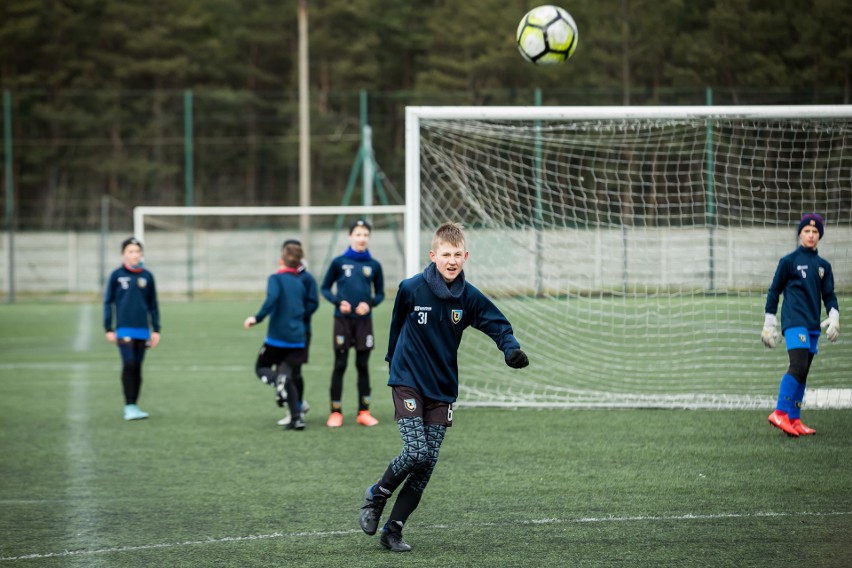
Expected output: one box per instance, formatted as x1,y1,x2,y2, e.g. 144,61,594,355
329,349,371,411
787,348,815,384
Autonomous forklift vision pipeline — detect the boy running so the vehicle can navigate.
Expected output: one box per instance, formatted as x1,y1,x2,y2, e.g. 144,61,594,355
762,213,840,436
358,222,529,552
244,240,319,430
103,237,161,421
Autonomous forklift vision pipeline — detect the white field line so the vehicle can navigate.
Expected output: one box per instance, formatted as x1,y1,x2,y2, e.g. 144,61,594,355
68,304,108,566
2,510,850,562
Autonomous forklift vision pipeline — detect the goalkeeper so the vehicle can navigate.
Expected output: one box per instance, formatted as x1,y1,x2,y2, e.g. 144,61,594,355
762,213,839,437
358,222,529,552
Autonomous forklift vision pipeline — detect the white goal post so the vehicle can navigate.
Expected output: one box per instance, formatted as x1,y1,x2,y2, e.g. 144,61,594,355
405,105,852,409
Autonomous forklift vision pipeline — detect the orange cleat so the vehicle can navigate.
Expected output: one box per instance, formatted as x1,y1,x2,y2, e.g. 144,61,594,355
768,410,799,437
326,411,343,428
356,410,379,427
790,418,816,436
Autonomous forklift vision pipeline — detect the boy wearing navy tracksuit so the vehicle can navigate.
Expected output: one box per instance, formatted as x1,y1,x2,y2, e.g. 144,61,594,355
358,222,529,552
762,213,840,437
103,237,161,421
244,240,319,430
321,219,385,428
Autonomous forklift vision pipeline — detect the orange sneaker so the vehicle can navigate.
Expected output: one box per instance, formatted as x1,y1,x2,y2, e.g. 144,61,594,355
768,410,799,437
790,418,816,436
326,412,343,428
357,411,379,427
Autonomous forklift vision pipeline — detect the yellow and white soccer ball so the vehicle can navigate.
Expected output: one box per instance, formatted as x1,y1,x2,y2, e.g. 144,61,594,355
516,5,578,65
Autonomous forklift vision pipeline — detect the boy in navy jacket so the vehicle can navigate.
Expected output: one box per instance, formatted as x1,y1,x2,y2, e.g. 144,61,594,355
103,237,161,421
244,240,319,430
320,219,385,428
762,213,840,436
358,222,529,552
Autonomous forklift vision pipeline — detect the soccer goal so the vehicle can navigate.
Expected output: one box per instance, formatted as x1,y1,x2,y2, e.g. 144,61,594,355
132,205,406,296
406,105,852,409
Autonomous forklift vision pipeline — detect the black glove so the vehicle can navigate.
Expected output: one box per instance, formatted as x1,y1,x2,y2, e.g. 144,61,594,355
506,349,529,369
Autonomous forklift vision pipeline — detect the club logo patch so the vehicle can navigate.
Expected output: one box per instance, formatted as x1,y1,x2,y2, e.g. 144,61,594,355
137,277,147,288
362,266,372,277
819,267,825,279
799,334,807,343
404,398,417,411
451,309,462,324
336,335,345,346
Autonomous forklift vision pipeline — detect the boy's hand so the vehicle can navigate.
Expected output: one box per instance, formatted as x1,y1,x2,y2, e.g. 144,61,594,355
761,314,780,348
243,316,257,329
506,349,529,369
149,332,161,348
820,308,840,342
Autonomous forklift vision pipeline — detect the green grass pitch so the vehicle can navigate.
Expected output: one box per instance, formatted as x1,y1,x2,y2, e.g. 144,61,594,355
1,300,850,567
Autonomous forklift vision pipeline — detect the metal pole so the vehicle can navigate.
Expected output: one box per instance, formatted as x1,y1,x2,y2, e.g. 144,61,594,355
706,86,715,292
3,90,14,303
100,195,109,290
361,90,374,221
184,89,194,301
534,88,544,297
298,0,311,246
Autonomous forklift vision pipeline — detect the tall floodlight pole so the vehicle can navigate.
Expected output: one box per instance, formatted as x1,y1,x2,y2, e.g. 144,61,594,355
298,0,311,245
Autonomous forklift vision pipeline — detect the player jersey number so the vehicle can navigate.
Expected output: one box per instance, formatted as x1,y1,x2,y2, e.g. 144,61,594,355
417,312,428,325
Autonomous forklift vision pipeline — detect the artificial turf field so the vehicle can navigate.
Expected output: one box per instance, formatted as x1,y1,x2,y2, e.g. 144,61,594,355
0,300,850,567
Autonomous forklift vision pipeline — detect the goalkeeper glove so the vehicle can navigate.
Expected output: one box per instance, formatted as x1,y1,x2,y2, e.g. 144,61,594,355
761,314,780,349
820,308,840,342
506,349,529,369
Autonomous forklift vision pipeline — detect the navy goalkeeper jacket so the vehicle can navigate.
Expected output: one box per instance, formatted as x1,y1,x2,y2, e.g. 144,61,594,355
385,263,521,403
765,246,838,332
103,264,160,339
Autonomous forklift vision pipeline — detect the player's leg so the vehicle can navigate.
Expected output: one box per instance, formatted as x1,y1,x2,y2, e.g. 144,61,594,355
276,360,304,431
790,333,819,435
360,387,429,537
769,328,811,436
119,339,148,420
381,402,451,551
254,344,278,388
353,318,378,425
328,318,349,427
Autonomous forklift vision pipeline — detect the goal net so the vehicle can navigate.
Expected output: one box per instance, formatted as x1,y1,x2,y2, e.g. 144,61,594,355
132,205,406,297
406,106,852,409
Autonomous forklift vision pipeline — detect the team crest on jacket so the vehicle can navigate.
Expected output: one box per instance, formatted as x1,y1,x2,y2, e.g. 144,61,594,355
451,309,462,324
404,398,417,411
819,267,825,279
137,277,147,288
362,266,372,277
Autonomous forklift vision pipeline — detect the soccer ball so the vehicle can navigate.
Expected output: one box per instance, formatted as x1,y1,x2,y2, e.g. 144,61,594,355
516,5,578,65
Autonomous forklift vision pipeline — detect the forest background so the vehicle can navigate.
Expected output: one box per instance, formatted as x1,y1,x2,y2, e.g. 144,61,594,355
1,0,850,230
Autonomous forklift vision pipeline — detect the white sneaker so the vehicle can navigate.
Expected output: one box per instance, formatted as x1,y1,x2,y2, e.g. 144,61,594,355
277,399,310,426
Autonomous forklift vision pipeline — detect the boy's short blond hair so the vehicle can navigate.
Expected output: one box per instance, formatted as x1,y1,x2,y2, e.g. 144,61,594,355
432,222,466,250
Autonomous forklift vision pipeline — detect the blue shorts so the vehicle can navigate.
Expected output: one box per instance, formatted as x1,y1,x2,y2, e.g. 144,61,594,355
784,327,820,354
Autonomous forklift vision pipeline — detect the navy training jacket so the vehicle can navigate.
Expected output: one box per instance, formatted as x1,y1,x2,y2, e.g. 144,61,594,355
386,263,521,403
321,254,384,318
255,269,320,347
103,264,160,340
765,246,838,332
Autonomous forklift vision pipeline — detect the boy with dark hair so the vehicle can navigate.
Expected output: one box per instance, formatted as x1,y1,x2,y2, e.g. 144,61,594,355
762,213,840,436
277,238,318,427
103,237,161,421
320,219,385,428
359,222,529,552
244,240,319,430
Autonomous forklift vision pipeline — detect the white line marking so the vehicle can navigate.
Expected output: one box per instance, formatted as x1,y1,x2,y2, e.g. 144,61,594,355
2,510,849,562
72,304,93,353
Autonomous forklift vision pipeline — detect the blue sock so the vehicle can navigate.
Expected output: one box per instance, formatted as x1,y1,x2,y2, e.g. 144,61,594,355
775,374,799,414
789,381,806,420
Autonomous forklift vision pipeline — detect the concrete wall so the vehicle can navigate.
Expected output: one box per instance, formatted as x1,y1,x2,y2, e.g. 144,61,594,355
1,227,849,296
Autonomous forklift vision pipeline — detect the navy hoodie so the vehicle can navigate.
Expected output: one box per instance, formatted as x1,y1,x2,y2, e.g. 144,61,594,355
765,246,838,332
103,264,160,340
386,263,521,403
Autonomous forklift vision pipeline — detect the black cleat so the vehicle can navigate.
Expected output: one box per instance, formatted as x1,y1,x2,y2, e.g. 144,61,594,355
285,416,305,430
380,522,411,552
359,484,387,535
